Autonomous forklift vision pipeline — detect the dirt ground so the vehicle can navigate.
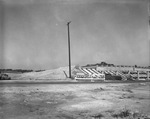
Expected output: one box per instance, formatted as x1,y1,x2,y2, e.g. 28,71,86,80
0,82,150,119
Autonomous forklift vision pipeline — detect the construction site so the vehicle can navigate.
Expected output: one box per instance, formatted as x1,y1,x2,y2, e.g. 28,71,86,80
72,65,150,82
0,64,150,119
0,0,150,119
0,63,150,82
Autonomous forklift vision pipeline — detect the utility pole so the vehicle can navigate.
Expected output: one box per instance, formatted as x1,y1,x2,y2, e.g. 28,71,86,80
148,0,150,69
67,21,71,78
0,1,4,67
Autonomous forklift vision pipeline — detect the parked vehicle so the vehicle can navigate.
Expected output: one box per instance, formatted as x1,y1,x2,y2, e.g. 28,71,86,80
0,73,11,80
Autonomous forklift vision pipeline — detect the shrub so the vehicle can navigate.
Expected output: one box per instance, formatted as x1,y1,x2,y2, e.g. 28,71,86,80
112,109,131,118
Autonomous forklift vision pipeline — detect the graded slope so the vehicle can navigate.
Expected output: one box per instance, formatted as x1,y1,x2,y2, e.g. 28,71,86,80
8,66,75,80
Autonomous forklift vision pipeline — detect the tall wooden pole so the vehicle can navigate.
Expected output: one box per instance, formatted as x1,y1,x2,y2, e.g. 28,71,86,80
0,1,4,68
67,21,71,78
148,0,150,70
148,0,150,80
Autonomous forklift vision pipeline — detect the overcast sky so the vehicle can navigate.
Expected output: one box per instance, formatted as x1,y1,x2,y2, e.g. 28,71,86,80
0,0,149,69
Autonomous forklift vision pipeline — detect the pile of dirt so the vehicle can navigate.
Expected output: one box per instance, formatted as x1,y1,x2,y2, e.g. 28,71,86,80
9,66,75,80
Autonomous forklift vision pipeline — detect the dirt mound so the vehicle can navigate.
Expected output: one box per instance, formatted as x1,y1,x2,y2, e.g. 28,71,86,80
9,66,75,80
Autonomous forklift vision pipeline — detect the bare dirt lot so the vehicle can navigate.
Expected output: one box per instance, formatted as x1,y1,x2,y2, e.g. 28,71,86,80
0,82,150,119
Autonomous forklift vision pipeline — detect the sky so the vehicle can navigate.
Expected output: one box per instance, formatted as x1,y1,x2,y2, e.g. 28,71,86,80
0,0,149,69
